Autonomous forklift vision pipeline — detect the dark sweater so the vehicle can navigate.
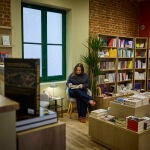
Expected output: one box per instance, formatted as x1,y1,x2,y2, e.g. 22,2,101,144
66,73,89,89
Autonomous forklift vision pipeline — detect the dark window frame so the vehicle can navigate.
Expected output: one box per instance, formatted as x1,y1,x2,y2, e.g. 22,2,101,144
21,3,66,82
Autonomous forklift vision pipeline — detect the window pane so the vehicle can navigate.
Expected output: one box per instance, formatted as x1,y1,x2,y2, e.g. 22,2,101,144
47,45,62,76
47,12,62,44
23,7,41,43
24,44,42,76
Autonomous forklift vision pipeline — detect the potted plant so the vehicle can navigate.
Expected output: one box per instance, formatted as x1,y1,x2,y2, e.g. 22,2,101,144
81,34,103,97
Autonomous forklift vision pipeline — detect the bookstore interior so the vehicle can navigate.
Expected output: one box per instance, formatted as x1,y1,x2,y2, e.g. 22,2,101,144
0,0,150,150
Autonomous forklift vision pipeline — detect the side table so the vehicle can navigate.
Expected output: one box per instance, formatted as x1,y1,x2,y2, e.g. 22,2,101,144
49,97,64,117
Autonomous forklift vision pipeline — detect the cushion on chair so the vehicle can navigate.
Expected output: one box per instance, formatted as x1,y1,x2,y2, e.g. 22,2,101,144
66,88,76,102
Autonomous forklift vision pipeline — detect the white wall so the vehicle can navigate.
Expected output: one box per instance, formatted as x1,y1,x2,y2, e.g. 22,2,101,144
11,0,89,109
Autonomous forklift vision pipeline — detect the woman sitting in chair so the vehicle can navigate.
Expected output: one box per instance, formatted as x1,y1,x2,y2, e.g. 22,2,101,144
66,63,96,123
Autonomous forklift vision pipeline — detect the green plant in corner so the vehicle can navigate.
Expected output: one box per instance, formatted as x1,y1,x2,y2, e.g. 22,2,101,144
81,35,103,97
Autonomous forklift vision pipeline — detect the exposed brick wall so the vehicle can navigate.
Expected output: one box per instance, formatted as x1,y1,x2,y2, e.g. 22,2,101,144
0,0,11,26
89,0,139,37
139,1,150,37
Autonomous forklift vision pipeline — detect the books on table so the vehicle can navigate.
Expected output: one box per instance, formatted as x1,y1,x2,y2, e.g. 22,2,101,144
90,109,108,118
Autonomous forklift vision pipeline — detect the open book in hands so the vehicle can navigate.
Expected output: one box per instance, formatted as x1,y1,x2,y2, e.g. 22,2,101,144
70,84,80,89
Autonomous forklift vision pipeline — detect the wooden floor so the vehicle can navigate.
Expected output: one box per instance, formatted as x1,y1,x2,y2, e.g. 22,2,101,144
59,113,109,150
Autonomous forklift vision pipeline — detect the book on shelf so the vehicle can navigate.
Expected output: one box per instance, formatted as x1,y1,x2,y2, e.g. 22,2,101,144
108,48,117,57
1,35,10,46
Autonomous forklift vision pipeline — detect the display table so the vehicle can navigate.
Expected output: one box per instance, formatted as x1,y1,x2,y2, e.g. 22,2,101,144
95,93,133,109
89,116,150,150
17,122,66,150
110,102,150,118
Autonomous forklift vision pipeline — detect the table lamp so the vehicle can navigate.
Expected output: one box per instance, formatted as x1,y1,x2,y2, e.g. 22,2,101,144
49,83,57,98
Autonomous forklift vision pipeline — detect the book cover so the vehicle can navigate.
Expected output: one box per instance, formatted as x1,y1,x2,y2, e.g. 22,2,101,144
2,35,10,46
70,84,80,89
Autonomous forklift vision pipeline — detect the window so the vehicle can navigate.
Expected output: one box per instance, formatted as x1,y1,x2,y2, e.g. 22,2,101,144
22,3,66,82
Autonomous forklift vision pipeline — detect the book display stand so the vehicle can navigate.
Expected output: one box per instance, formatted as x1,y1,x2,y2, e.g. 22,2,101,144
89,93,150,150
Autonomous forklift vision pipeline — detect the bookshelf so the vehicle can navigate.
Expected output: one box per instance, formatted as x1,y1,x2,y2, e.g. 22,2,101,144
98,35,117,93
147,38,150,91
98,35,135,93
0,26,12,64
134,37,148,91
117,36,134,92
98,35,150,93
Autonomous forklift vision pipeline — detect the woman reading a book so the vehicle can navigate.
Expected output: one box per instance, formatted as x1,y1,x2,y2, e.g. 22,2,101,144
66,63,96,123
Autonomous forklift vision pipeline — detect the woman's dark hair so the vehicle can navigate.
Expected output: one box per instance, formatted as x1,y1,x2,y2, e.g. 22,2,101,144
72,63,84,76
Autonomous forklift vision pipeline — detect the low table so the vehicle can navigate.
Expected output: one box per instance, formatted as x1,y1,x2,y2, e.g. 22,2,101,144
49,97,64,117
89,116,150,150
95,93,133,109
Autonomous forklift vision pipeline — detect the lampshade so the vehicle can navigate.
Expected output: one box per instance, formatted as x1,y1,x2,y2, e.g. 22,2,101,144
49,83,58,97
49,83,58,88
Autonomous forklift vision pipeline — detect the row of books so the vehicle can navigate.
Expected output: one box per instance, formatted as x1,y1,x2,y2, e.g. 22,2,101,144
99,49,146,58
134,72,146,80
102,38,117,47
135,51,146,57
97,73,115,83
98,48,117,57
99,60,146,70
135,60,146,69
0,52,8,63
118,39,134,48
118,61,133,69
117,83,133,92
117,72,131,81
99,49,135,58
105,73,116,83
118,48,134,58
136,42,145,48
102,37,134,48
100,61,115,70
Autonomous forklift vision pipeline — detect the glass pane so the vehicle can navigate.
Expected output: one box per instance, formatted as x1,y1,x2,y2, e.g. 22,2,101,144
23,7,41,43
47,45,62,76
47,12,62,44
24,44,42,76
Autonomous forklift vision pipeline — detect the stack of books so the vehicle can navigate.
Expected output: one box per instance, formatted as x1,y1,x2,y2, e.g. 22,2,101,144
103,115,115,122
126,116,145,132
115,118,126,127
142,117,150,130
129,94,149,105
90,109,107,118
124,99,142,107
